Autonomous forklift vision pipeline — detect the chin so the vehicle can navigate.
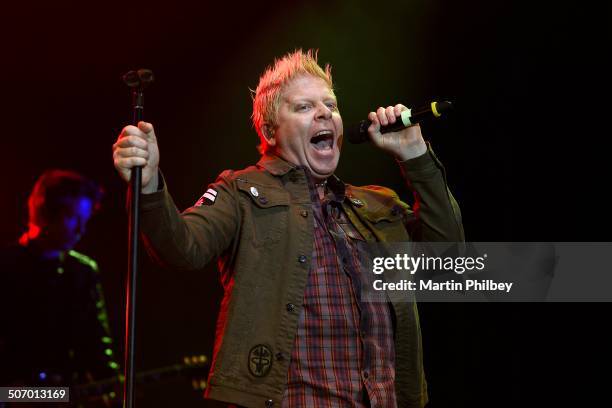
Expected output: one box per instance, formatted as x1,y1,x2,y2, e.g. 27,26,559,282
312,162,338,178
304,148,340,178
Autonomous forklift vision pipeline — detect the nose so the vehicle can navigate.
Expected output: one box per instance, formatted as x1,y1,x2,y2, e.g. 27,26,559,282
315,102,332,120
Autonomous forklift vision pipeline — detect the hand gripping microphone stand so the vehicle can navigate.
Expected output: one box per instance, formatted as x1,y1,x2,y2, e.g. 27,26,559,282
121,69,154,408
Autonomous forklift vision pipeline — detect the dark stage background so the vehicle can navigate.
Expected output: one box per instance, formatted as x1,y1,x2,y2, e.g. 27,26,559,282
1,1,609,407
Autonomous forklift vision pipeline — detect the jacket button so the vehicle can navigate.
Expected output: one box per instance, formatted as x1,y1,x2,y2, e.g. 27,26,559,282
351,198,364,207
275,352,286,361
265,399,274,407
300,210,308,218
298,255,307,263
259,196,268,204
286,303,296,312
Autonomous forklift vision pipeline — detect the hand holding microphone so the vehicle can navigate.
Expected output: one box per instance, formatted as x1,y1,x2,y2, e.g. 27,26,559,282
363,104,426,161
347,101,452,161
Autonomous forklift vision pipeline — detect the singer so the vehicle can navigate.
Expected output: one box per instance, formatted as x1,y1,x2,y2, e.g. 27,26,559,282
112,49,464,408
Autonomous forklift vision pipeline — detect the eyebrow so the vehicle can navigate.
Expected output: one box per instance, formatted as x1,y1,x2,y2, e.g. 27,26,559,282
289,96,338,105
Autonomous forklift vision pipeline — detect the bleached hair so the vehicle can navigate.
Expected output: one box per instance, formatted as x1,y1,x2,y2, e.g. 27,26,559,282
251,49,333,154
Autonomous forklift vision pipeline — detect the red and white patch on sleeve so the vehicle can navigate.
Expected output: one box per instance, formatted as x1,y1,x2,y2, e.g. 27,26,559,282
195,188,218,206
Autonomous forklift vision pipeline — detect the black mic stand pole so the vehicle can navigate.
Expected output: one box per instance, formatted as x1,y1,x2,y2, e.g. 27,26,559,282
121,69,154,408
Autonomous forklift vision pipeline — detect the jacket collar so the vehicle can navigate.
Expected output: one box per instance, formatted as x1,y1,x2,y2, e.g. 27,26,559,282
257,154,346,201
256,154,296,176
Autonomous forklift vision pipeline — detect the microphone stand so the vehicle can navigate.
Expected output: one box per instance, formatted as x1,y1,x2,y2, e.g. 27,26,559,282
121,69,154,408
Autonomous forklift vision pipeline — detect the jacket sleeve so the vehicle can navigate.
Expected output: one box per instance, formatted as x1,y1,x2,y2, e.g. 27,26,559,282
139,170,240,271
398,144,465,242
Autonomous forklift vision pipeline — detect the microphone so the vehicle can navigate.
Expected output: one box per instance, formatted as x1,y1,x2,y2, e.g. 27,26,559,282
346,101,452,144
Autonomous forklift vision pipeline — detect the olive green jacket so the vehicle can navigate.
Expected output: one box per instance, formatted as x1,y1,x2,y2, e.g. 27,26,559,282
140,147,464,408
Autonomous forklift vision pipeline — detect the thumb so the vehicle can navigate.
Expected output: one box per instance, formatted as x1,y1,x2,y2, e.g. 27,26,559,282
138,121,156,140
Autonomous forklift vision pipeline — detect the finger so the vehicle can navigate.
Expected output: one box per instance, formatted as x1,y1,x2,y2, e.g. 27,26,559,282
376,107,388,126
368,111,380,133
114,146,149,159
120,125,147,139
114,135,148,149
394,104,407,117
115,157,148,169
385,106,396,124
138,121,157,143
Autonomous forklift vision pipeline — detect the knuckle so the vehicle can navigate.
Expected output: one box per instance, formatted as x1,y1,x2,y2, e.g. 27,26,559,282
121,125,134,136
128,136,143,147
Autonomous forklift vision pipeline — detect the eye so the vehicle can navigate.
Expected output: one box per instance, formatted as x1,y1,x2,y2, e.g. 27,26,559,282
296,104,311,112
325,102,338,111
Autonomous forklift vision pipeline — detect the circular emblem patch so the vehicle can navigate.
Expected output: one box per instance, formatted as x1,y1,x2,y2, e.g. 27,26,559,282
248,344,272,377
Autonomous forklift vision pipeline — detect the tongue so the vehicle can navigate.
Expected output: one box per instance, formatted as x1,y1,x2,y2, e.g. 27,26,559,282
313,138,332,150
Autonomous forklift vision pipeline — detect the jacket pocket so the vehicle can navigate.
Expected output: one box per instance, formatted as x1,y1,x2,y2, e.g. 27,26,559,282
358,204,411,242
237,183,290,247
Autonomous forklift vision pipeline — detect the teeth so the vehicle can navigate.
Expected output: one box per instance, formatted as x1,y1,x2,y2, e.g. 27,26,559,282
314,130,333,137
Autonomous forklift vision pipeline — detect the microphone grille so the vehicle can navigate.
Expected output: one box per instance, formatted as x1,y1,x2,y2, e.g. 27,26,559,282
435,100,453,114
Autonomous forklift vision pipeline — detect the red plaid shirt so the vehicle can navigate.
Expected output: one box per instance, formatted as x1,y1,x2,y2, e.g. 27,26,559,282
282,175,397,408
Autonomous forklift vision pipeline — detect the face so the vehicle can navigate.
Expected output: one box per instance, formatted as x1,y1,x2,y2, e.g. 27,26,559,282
267,75,343,180
42,196,95,250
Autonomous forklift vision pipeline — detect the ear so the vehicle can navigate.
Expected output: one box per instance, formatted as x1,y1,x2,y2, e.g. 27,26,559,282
262,124,276,147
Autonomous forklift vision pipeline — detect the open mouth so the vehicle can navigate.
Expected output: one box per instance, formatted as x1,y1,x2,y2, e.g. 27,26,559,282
310,130,334,151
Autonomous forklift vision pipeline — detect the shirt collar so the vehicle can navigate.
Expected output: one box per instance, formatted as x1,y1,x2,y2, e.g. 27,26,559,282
324,174,347,203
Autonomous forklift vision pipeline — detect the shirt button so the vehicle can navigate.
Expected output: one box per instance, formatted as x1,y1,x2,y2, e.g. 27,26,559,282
363,371,369,379
286,303,296,312
300,210,308,218
265,399,274,407
298,255,307,263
